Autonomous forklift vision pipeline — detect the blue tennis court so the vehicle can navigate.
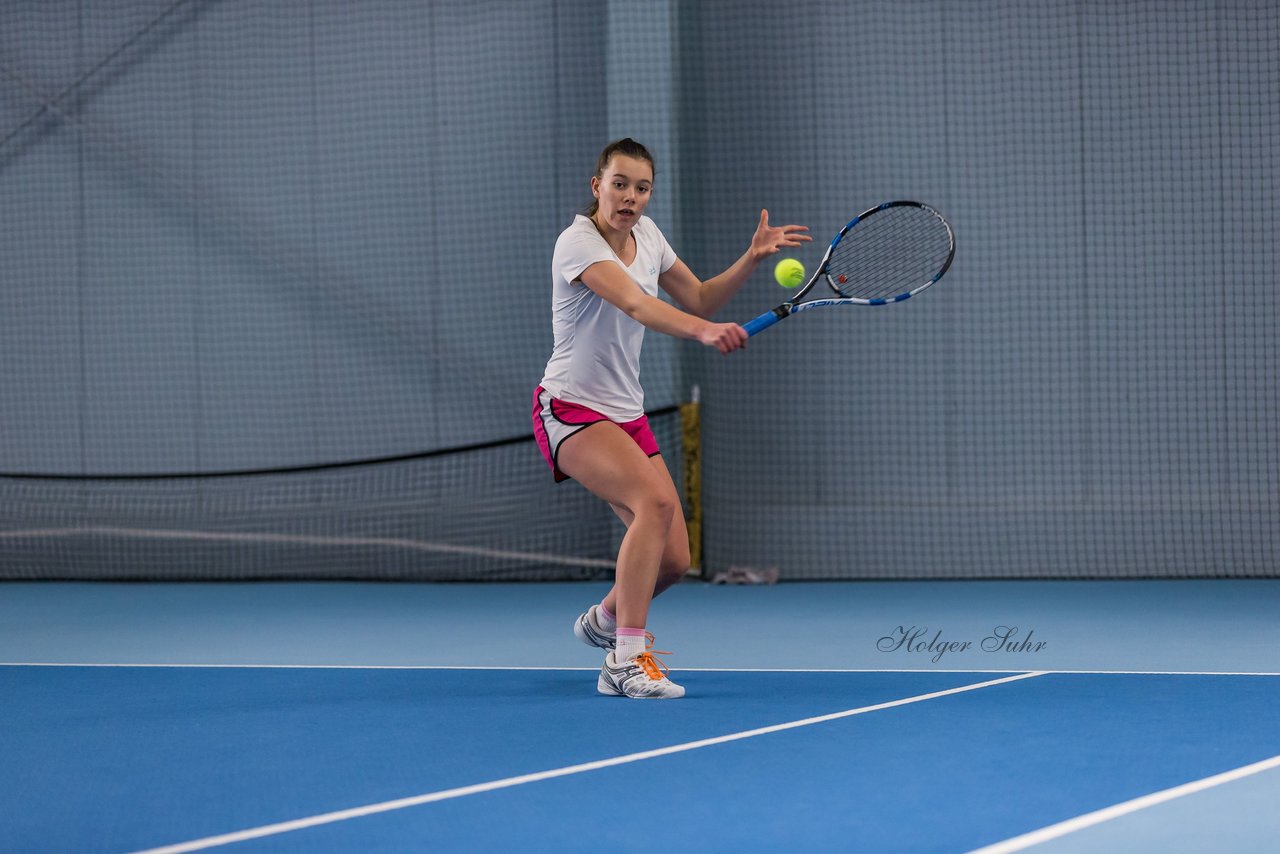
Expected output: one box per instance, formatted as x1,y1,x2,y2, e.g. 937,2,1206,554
4,580,1279,852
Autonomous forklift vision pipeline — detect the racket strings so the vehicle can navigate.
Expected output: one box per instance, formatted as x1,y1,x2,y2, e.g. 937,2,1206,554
831,221,947,299
831,239,931,299
835,243,943,299
827,208,952,300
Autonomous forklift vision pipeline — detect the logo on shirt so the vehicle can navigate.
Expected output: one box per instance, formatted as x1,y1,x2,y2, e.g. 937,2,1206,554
648,266,657,276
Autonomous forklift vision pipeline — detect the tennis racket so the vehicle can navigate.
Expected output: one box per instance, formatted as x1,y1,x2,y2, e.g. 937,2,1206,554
743,200,954,336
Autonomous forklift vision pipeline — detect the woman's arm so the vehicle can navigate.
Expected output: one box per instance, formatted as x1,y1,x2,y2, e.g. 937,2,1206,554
658,209,811,318
578,261,747,354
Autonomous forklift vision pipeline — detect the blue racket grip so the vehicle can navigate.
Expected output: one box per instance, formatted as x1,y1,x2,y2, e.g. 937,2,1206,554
743,307,785,337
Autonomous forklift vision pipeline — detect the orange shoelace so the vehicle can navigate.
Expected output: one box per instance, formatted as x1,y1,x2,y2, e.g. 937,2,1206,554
634,647,673,681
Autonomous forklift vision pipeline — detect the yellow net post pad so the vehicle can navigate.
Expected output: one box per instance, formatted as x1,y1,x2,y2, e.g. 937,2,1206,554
679,390,702,576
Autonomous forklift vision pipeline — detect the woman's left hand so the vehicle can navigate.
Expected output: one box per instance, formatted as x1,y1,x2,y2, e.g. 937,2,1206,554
750,209,812,261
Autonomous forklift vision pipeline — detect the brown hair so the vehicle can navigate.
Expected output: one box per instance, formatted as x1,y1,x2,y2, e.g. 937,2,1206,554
584,138,655,216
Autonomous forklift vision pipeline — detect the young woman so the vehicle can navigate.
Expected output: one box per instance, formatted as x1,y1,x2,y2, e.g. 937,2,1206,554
533,138,809,698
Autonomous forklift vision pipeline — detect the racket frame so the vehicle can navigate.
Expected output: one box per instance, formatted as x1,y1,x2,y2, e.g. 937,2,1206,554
743,200,954,336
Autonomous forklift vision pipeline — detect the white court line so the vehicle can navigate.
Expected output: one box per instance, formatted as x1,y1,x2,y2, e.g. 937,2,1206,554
969,753,1280,853
128,671,1047,854
3,662,1278,677
681,668,1280,677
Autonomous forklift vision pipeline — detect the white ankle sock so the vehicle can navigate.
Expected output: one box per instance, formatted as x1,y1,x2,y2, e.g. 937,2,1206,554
615,627,647,662
596,602,617,632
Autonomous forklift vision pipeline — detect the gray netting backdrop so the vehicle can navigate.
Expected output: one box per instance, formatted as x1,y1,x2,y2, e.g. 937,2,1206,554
1,0,1276,580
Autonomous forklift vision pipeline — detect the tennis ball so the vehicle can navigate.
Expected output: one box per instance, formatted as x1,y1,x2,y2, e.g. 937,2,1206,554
774,257,806,288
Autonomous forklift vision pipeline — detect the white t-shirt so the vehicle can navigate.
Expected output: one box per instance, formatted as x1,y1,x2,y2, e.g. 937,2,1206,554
540,214,678,421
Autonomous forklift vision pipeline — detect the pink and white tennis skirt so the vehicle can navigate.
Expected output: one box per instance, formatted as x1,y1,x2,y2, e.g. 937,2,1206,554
531,386,660,482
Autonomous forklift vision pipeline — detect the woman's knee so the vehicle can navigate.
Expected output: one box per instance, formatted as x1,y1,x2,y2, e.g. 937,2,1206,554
658,530,691,582
633,489,678,530
659,555,689,586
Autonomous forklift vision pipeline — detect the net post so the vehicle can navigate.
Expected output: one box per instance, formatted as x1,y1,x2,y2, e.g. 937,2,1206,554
679,385,703,578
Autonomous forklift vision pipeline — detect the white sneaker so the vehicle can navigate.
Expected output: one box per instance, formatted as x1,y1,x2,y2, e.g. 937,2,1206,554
597,649,685,699
573,604,616,650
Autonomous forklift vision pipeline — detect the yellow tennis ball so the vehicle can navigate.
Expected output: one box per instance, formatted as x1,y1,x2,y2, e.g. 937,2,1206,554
774,257,806,288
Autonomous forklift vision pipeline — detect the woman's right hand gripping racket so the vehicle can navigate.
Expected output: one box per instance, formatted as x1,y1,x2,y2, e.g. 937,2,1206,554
743,201,955,336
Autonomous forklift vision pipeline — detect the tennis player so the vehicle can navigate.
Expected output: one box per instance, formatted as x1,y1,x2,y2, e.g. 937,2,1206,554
533,138,809,698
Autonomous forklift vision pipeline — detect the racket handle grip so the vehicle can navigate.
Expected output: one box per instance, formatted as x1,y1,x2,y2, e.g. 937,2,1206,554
743,307,784,337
